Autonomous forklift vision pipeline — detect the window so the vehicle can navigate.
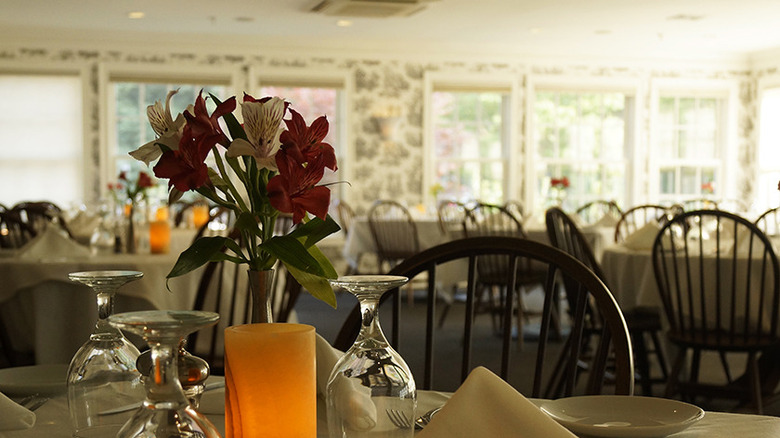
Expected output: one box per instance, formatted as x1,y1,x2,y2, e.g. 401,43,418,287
431,91,509,204
654,95,724,205
0,74,83,207
532,90,630,211
756,87,780,213
110,82,228,181
257,84,344,200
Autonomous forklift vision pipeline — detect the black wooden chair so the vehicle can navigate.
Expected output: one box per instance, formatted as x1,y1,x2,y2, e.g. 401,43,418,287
614,204,675,243
11,201,73,239
332,237,634,396
575,200,622,225
0,211,37,249
755,206,780,236
652,209,780,413
367,200,420,272
463,203,545,348
547,207,668,395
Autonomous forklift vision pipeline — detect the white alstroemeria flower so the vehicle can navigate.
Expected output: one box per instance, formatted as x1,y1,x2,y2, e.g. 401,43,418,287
129,89,188,165
226,97,286,170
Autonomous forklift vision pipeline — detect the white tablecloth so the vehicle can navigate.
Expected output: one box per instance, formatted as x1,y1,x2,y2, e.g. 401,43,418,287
1,384,779,438
342,217,448,270
0,252,201,364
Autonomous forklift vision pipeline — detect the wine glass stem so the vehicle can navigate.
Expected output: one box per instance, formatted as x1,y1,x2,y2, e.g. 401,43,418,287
357,294,387,344
94,291,119,337
147,339,189,408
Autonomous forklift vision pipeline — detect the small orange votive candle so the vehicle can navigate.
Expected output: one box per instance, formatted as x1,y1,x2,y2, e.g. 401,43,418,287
224,323,316,438
191,204,210,229
155,206,169,221
148,220,171,254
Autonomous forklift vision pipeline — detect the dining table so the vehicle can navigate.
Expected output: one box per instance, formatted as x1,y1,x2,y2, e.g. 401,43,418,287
1,375,779,438
0,230,202,365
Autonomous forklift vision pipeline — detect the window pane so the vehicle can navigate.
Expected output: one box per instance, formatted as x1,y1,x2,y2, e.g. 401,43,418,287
432,90,507,203
681,167,698,194
0,74,83,206
112,82,228,182
533,89,628,211
655,94,724,204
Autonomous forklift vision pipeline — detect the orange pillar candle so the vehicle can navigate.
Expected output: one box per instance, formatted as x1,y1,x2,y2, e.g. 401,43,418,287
148,220,171,254
225,323,316,438
192,204,210,228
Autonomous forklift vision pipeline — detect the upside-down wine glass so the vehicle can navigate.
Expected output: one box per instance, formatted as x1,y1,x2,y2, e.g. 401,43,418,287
327,275,417,438
108,310,221,438
67,270,146,438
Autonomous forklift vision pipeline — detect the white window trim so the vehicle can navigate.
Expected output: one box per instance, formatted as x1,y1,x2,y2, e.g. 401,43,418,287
0,61,91,204
423,71,520,207
757,73,780,172
525,74,643,211
250,66,353,204
98,62,242,200
648,77,738,203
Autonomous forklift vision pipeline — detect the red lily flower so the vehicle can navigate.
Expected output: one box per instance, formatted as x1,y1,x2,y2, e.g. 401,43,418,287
153,125,211,192
268,149,331,223
137,172,154,189
279,110,337,171
184,91,236,149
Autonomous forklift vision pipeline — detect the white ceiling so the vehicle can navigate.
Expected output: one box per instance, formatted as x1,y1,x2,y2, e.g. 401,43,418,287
2,0,780,62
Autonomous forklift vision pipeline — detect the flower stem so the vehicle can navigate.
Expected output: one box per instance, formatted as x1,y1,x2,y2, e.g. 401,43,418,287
212,147,249,213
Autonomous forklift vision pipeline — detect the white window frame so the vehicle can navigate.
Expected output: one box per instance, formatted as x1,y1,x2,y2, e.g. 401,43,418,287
755,74,780,214
0,61,90,205
525,75,642,212
648,78,738,205
251,66,352,203
423,71,520,207
99,63,241,201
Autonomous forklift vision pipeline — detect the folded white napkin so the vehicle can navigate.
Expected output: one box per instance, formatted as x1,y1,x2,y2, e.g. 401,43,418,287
417,367,575,438
67,211,101,239
592,213,619,228
0,391,35,430
316,333,377,431
622,220,661,251
18,226,90,260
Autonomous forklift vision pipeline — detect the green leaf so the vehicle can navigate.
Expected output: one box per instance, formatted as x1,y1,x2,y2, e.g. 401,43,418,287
307,244,339,279
285,263,337,309
166,236,230,279
288,215,341,248
260,235,326,277
235,211,262,238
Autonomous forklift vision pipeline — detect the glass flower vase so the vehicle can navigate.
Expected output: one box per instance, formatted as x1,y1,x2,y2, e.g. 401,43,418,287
326,275,416,438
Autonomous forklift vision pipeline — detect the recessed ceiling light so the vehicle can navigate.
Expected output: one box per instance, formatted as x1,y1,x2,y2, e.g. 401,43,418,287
128,11,145,19
667,14,704,21
594,29,612,35
337,20,353,27
235,16,254,23
530,27,542,35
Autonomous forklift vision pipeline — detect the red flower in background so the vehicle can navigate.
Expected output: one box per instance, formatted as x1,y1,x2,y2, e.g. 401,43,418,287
551,177,570,189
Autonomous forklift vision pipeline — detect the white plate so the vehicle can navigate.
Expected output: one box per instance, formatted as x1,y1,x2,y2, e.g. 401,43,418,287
0,364,68,397
540,395,705,438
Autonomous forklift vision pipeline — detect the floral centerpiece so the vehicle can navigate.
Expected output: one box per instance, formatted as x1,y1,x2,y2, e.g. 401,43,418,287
701,181,715,195
129,90,340,318
108,170,156,253
549,176,570,206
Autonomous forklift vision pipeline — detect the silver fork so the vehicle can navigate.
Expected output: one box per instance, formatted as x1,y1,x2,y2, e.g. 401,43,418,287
385,409,414,430
18,394,49,411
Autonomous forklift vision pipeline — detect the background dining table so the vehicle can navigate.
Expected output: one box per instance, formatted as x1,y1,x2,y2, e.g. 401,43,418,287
0,248,202,364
